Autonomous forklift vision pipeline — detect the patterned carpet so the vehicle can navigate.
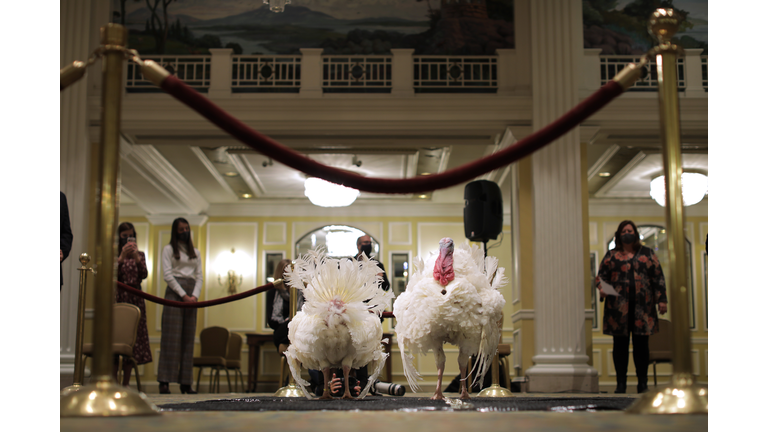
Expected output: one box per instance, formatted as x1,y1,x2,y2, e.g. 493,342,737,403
60,392,708,432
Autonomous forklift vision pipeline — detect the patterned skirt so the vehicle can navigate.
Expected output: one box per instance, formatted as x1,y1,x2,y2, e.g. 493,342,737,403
115,286,153,365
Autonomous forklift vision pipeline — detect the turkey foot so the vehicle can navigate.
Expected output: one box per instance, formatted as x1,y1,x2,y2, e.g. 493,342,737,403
431,360,446,400
459,360,471,400
341,365,355,399
317,367,333,400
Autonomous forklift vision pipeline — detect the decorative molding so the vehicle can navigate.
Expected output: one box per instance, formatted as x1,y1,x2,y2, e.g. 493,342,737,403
482,127,516,183
263,222,287,245
230,153,265,197
510,309,535,323
587,144,620,180
388,222,412,245
189,146,239,200
589,222,598,245
594,151,647,198
146,214,209,226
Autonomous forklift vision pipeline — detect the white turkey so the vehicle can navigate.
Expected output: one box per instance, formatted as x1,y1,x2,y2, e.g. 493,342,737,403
283,248,394,399
393,237,507,400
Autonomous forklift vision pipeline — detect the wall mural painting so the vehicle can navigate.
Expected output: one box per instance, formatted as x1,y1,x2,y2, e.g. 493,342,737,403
582,0,707,54
112,0,515,56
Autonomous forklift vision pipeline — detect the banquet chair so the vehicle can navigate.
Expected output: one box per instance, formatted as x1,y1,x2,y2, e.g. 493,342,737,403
193,326,231,393
225,332,246,392
81,303,143,391
648,319,673,386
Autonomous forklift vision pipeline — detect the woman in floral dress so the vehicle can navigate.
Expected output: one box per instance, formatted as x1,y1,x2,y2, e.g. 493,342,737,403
596,220,668,394
114,222,152,387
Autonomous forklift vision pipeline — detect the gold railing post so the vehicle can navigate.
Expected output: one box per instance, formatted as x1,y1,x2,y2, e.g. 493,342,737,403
275,272,304,397
61,23,159,417
61,254,94,396
478,319,513,397
626,9,707,414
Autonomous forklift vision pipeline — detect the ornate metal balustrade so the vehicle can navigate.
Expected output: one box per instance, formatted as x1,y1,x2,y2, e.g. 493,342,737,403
322,56,392,92
413,56,497,92
232,55,302,92
600,54,685,91
126,55,211,92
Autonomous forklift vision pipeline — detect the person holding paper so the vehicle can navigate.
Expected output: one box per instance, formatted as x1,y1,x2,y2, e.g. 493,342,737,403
596,220,668,394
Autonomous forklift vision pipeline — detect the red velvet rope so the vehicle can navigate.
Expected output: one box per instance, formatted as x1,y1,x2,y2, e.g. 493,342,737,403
116,280,275,308
159,75,624,194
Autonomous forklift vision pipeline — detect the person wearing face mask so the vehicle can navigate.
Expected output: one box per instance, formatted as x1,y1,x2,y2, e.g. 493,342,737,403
114,222,151,387
356,235,390,292
596,220,668,394
157,217,203,394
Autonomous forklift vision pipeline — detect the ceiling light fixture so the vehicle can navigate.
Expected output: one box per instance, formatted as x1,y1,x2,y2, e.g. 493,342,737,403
598,172,611,177
264,0,290,12
224,172,238,177
304,177,360,207
241,193,252,199
649,172,708,207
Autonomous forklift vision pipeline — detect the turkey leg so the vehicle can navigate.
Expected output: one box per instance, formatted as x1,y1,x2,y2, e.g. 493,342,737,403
431,347,446,400
458,352,471,400
341,365,354,400
318,367,333,400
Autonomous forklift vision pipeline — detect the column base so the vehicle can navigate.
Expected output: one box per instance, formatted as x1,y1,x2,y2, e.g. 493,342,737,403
526,365,599,393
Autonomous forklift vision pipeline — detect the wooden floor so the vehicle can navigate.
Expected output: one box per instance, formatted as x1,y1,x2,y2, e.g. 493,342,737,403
60,391,708,432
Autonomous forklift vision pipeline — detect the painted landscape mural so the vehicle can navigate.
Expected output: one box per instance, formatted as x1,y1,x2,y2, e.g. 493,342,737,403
112,0,515,55
583,0,707,54
112,1,705,56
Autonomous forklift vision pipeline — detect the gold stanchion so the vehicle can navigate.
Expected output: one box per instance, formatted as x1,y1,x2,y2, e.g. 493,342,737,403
477,352,514,397
61,24,159,417
61,254,95,396
274,276,304,397
626,9,707,414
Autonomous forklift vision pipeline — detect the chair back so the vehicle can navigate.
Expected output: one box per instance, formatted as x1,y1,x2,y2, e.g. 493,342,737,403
649,319,673,362
226,333,243,361
113,303,142,348
199,326,230,358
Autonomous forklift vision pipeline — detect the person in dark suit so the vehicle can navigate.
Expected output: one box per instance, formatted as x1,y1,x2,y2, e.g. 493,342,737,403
60,192,73,290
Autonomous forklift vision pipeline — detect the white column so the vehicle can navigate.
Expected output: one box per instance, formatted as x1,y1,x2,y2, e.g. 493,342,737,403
683,48,706,98
60,0,107,388
524,0,598,393
208,48,233,98
495,48,515,96
300,48,323,97
390,48,414,96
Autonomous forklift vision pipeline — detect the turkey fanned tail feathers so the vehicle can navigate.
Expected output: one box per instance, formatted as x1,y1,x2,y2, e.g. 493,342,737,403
284,248,394,399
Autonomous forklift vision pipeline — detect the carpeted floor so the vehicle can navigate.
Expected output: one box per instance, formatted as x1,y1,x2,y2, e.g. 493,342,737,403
157,395,636,412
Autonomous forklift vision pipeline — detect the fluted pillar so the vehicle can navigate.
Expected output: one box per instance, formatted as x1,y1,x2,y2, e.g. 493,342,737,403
524,0,598,392
60,0,108,388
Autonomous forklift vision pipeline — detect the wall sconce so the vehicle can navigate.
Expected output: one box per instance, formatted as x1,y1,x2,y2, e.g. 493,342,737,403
214,248,251,295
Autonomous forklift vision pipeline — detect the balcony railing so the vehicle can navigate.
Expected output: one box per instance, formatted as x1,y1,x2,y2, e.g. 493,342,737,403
231,55,301,92
600,55,685,91
413,56,497,93
124,49,707,97
127,55,211,92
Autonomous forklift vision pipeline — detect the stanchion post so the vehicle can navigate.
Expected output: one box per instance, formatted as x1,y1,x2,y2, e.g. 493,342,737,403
61,254,94,396
61,23,159,417
626,9,707,414
275,272,304,397
478,319,513,398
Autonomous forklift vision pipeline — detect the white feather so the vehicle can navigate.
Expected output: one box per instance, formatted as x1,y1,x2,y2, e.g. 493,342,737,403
393,242,507,393
285,248,394,399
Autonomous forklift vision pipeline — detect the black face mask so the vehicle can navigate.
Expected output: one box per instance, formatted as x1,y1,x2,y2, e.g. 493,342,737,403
360,244,373,257
620,234,635,245
178,232,190,243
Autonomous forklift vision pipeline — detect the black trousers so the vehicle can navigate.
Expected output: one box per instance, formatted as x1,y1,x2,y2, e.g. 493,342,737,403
612,334,649,382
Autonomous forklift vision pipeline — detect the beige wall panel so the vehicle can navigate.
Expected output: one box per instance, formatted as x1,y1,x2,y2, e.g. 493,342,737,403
204,223,258,331
417,223,466,259
264,222,287,245
389,222,412,245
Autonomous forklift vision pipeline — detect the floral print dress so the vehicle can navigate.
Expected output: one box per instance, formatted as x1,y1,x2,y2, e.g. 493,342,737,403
115,251,152,365
596,246,667,336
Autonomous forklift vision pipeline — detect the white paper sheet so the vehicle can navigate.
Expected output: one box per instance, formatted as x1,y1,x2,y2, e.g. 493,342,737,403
598,278,619,296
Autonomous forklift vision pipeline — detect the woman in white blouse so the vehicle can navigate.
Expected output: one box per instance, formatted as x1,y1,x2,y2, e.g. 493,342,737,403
157,217,203,394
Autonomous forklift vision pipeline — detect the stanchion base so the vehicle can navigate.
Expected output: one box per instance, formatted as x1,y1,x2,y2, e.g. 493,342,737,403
477,384,515,398
61,384,84,397
625,381,707,414
274,383,304,398
61,380,161,417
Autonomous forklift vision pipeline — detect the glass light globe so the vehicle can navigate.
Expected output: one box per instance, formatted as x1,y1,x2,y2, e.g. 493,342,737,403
650,173,708,207
304,177,360,207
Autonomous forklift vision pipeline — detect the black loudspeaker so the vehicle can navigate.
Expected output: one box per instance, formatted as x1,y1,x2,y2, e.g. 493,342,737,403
463,180,503,242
